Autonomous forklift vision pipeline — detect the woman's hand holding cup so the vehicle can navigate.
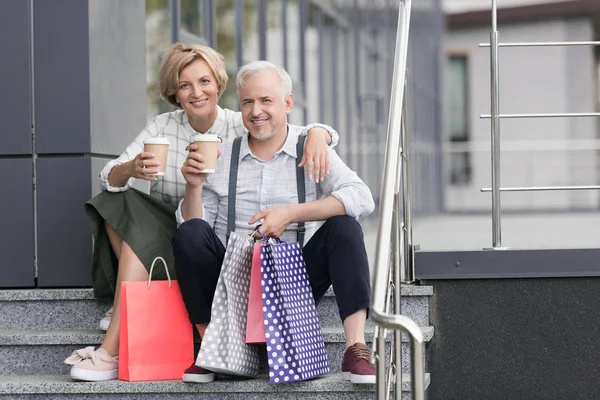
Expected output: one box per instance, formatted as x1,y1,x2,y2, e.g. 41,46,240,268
129,152,161,181
132,137,170,181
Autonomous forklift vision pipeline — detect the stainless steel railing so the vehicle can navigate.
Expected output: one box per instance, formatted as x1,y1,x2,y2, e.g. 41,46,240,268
370,0,425,399
482,0,600,249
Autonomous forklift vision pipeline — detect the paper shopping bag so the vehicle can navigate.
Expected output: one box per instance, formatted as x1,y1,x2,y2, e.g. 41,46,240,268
246,242,266,344
196,232,261,377
119,257,194,381
260,240,330,384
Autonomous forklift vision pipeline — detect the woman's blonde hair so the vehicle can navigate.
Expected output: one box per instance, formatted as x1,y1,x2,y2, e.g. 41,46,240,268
159,42,228,107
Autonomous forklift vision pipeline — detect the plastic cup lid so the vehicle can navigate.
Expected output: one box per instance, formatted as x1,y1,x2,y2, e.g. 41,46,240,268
143,137,170,145
191,134,221,142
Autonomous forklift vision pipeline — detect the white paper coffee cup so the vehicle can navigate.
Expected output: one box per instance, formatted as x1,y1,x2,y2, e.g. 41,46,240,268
191,134,220,173
143,137,170,176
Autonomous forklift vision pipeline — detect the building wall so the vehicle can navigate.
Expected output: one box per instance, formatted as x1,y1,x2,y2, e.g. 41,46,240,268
0,0,444,287
444,17,598,211
0,0,146,287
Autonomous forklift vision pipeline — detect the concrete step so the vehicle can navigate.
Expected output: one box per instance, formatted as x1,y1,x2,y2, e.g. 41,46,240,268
0,289,111,330
0,326,434,375
0,285,432,329
0,373,430,400
318,285,431,327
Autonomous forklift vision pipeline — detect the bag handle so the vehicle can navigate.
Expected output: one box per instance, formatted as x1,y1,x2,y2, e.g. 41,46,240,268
255,227,268,242
147,256,172,289
254,227,281,245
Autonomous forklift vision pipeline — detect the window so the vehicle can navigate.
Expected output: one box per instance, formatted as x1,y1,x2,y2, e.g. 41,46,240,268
445,54,472,185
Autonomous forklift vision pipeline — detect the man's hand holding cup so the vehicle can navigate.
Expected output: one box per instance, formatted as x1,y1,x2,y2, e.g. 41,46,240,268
182,134,222,188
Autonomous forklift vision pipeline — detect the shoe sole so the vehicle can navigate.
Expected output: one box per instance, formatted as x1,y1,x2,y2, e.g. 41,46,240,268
99,318,110,331
182,372,215,383
70,367,118,382
343,371,376,384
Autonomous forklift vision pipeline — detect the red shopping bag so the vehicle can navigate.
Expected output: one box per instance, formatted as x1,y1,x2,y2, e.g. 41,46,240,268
245,242,266,343
119,257,194,381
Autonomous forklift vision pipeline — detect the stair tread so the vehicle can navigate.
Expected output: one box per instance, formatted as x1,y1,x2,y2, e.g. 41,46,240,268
0,284,432,301
0,373,430,394
0,326,434,345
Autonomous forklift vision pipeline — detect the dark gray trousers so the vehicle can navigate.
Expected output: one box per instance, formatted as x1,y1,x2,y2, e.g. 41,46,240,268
172,215,371,324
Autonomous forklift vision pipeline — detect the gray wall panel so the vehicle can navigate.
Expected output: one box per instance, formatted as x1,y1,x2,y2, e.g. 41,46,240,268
36,157,92,287
33,0,90,155
0,0,32,155
0,159,34,287
89,0,147,156
426,278,600,400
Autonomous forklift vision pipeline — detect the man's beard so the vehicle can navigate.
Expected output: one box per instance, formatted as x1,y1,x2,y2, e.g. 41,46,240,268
248,127,276,141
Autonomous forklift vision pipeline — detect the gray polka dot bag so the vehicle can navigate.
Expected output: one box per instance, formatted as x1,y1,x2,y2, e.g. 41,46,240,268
195,231,261,377
260,239,331,384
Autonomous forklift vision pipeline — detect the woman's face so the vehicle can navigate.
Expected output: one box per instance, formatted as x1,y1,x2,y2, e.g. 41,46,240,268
175,59,219,125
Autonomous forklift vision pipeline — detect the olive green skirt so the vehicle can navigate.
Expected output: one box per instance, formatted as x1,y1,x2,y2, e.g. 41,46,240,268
85,189,178,298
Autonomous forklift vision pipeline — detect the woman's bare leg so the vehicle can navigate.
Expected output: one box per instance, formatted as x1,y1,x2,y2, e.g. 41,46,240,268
101,223,148,356
195,324,208,338
104,222,122,260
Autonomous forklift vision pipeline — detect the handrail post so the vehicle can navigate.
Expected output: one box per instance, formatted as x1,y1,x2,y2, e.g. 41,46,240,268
371,310,425,400
372,0,410,322
375,332,387,398
394,204,403,397
490,0,503,248
372,0,425,398
400,73,415,282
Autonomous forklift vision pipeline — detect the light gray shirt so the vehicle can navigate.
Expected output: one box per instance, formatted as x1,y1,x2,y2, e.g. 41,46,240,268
99,107,339,207
175,125,375,246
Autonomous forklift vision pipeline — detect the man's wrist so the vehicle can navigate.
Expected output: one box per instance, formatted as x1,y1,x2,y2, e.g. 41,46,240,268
285,204,300,224
185,182,203,191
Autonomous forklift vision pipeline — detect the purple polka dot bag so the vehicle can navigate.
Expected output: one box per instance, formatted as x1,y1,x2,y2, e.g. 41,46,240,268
259,238,331,384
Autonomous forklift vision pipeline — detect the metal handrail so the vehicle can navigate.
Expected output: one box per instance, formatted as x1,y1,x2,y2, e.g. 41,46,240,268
481,112,600,118
479,41,600,47
371,0,425,399
481,185,600,192
483,0,600,249
489,0,502,248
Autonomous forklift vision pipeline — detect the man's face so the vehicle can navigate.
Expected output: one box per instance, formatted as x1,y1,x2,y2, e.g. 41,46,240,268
239,70,293,142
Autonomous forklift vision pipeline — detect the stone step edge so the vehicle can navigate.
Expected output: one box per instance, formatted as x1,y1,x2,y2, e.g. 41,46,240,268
0,284,433,301
0,326,434,346
0,373,431,394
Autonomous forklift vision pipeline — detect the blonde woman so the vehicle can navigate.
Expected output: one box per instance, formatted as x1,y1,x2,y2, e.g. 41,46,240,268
64,43,338,382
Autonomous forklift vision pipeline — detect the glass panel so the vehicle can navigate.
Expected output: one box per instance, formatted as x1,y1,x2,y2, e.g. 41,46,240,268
215,0,240,110
180,0,203,38
286,0,305,125
146,0,172,121
446,56,468,140
240,1,259,63
336,26,349,160
305,4,320,124
445,55,472,186
266,0,284,67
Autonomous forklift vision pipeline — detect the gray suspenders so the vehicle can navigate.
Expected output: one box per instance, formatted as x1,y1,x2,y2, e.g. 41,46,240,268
226,135,306,245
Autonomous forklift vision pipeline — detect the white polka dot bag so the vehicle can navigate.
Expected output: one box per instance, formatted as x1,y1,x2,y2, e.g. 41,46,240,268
195,232,261,377
260,238,331,384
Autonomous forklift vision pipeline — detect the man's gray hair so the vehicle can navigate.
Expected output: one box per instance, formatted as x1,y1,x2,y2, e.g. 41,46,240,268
236,61,293,97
